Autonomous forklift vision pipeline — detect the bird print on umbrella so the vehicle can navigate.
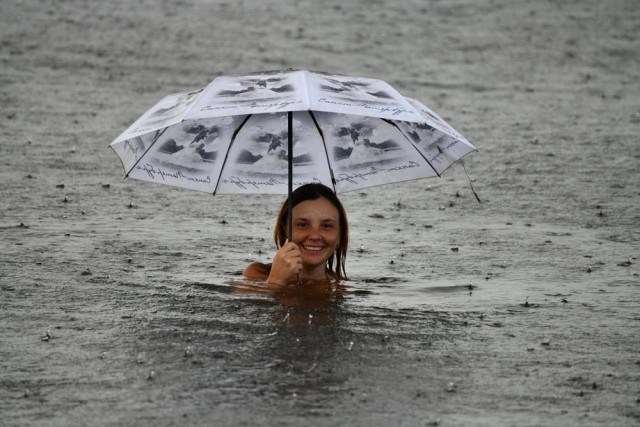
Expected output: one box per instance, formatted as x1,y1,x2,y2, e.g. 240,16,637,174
186,124,221,145
234,129,313,167
254,131,287,153
332,121,400,161
216,77,295,98
234,131,287,165
153,122,221,164
320,78,394,100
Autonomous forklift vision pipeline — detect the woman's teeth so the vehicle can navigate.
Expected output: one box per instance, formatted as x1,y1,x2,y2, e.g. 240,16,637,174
303,245,323,251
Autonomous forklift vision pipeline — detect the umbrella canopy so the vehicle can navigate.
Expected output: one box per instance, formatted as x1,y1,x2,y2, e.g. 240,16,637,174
110,70,476,197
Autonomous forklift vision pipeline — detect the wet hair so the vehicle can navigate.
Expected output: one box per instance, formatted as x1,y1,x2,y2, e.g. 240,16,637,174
274,183,349,280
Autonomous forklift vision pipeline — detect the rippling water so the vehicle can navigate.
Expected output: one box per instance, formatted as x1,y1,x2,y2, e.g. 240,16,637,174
3,0,640,423
3,169,638,425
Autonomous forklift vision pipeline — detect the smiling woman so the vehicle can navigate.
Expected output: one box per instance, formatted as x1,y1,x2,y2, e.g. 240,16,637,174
243,183,349,287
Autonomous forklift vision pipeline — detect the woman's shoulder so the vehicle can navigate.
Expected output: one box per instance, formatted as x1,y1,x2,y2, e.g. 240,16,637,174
243,262,272,280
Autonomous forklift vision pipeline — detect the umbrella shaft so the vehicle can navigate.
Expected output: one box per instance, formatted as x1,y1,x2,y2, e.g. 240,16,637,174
287,112,293,240
287,112,301,285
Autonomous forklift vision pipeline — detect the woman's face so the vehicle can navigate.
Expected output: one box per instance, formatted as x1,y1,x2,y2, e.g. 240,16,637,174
290,197,341,270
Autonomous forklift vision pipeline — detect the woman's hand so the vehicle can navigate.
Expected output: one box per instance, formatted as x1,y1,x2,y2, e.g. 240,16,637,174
267,241,301,287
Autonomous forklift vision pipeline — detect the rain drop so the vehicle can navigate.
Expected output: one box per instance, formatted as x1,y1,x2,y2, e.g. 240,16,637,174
184,346,193,358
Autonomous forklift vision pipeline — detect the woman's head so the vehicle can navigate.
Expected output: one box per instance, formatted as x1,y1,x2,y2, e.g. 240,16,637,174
274,183,349,280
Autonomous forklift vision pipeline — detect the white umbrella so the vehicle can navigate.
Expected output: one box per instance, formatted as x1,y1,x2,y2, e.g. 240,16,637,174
111,69,477,235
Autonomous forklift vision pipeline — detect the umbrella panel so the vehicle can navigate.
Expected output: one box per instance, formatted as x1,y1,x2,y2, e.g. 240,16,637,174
215,112,333,195
112,115,246,193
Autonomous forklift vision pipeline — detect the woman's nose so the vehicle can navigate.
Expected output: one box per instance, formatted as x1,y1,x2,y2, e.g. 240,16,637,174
307,226,322,239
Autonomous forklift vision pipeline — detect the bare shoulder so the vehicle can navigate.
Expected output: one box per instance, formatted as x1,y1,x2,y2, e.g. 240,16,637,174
243,262,271,280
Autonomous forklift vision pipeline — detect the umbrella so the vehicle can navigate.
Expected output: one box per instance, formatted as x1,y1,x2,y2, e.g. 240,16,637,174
110,69,477,237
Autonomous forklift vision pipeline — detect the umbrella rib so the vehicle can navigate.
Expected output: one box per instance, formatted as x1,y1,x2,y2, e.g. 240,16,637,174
383,119,441,178
212,114,253,196
307,110,337,192
123,128,169,178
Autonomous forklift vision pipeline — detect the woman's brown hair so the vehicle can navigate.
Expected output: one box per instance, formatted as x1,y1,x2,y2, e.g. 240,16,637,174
274,183,348,280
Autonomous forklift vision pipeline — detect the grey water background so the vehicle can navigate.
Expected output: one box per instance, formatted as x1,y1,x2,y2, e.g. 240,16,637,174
1,0,640,425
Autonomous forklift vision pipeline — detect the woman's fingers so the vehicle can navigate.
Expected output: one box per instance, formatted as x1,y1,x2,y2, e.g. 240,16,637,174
283,240,298,250
274,242,301,273
267,242,303,286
